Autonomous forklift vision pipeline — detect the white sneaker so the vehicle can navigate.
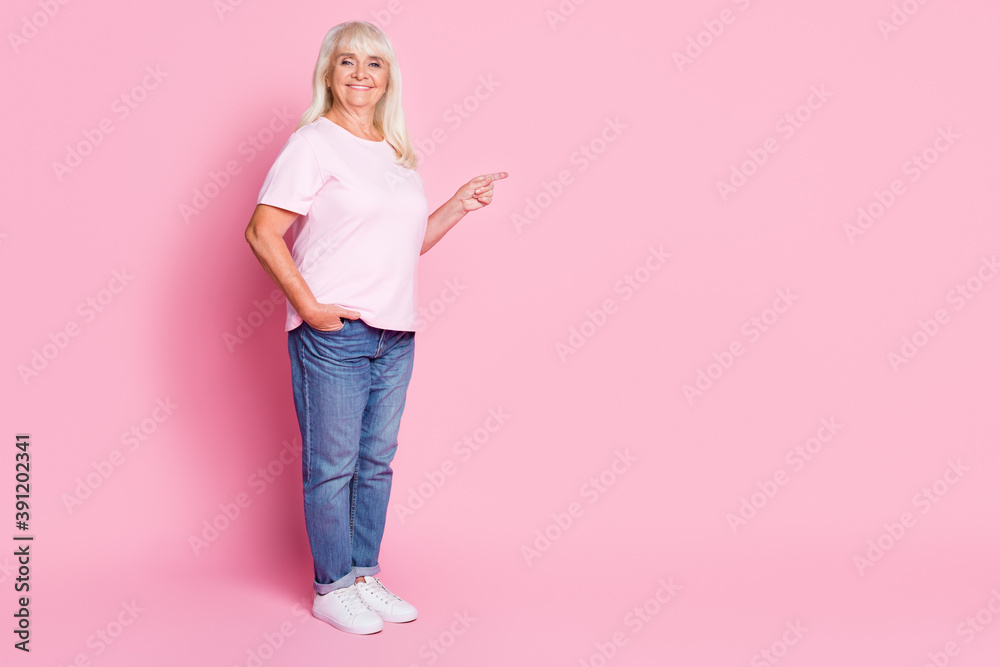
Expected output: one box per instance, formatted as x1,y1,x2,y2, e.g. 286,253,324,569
355,576,418,622
313,584,384,634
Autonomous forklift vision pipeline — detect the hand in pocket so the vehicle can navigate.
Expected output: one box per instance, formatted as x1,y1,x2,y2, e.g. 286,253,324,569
304,303,361,332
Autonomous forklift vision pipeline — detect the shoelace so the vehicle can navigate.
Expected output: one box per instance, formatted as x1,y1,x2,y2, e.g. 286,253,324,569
332,584,370,615
358,577,401,604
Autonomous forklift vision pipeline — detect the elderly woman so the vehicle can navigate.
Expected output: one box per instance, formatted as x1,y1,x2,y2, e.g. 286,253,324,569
245,20,506,635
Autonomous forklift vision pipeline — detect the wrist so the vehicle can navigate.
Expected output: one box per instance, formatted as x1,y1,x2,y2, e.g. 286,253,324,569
450,196,469,218
296,297,322,324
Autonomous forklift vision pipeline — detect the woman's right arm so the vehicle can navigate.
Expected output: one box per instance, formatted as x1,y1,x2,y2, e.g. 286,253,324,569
244,204,358,331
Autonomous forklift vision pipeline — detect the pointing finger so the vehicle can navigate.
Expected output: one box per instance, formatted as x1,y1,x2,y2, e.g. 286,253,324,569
476,172,509,183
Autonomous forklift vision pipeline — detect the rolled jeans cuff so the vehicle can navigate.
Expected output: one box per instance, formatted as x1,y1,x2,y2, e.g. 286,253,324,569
315,569,359,594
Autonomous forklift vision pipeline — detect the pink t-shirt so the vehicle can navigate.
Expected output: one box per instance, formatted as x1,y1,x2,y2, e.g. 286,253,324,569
256,116,429,332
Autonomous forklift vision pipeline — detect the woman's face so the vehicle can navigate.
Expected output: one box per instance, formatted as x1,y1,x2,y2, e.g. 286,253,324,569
327,49,388,112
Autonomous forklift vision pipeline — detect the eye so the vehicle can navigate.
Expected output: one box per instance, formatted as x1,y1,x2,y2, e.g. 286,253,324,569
340,59,353,66
369,62,381,68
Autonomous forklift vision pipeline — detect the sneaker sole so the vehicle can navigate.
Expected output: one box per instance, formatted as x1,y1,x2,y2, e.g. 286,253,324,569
312,608,383,635
376,609,418,623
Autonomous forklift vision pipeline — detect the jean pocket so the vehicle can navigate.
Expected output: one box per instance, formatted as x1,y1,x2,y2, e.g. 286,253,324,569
306,319,348,336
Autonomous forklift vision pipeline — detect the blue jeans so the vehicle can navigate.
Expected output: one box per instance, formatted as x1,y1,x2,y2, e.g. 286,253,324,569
287,318,415,594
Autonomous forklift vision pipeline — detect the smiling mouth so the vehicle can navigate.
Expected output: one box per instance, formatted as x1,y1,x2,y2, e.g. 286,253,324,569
347,85,372,90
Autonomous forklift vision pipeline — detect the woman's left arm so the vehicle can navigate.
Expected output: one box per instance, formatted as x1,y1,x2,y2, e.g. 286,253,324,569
421,172,508,255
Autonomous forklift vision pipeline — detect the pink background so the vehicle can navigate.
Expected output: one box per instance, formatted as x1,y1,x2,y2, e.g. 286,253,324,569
3,0,1000,665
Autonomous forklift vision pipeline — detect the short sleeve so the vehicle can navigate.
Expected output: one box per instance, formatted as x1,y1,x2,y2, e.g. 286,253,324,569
256,131,326,216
